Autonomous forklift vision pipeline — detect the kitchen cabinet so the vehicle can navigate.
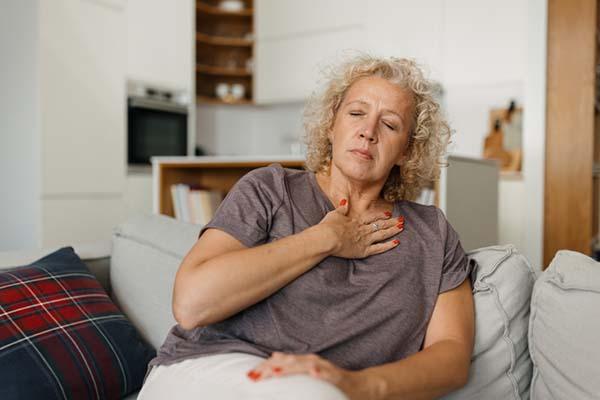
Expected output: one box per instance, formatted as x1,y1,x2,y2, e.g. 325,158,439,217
255,27,366,103
1,0,127,250
253,0,365,103
364,0,444,82
41,0,126,195
255,0,362,40
126,0,194,91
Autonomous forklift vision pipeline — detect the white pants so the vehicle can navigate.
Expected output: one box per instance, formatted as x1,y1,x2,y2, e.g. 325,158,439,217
138,353,350,400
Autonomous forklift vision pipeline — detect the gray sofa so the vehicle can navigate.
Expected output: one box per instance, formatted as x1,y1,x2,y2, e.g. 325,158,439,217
1,213,599,399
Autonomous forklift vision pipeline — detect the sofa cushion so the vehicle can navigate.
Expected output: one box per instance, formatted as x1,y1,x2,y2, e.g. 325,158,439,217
529,250,600,400
0,247,154,400
441,244,539,400
110,213,199,350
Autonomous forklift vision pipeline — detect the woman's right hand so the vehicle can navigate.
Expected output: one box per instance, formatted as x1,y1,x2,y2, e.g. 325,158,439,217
317,198,404,259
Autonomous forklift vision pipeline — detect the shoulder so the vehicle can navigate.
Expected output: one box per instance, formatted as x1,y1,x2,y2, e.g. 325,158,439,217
242,163,307,190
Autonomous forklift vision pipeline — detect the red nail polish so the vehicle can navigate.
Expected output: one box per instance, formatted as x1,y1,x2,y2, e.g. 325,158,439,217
396,223,403,229
393,239,400,245
384,211,392,217
339,199,347,206
397,216,404,223
314,366,320,373
247,371,261,380
273,367,282,374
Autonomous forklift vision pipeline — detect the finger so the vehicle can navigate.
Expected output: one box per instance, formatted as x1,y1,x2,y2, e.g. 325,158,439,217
366,239,400,256
249,354,311,381
372,215,405,231
370,224,404,243
361,210,393,225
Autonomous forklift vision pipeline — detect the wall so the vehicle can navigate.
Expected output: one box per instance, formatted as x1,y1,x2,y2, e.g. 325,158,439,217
196,102,305,156
0,1,40,251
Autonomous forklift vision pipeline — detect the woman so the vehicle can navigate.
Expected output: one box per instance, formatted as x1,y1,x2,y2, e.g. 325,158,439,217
139,55,475,400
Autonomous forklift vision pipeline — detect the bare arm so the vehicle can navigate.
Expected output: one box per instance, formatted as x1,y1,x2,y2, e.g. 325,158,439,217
361,278,475,400
173,200,403,330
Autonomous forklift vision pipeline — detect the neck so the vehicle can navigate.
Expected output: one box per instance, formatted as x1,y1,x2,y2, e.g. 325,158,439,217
315,165,391,217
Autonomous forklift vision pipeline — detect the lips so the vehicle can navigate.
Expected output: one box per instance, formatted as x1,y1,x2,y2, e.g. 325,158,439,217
350,149,373,160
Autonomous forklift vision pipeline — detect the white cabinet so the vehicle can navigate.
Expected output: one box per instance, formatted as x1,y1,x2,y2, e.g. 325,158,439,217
255,0,362,39
0,0,127,250
441,0,527,85
126,0,193,90
364,0,444,81
255,28,366,103
254,0,366,104
40,0,126,195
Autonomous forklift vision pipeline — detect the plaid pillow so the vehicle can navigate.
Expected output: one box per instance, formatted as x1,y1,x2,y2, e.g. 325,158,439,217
0,247,155,399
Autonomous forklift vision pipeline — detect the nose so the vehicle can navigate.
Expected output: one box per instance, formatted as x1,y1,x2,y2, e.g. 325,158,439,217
359,126,378,143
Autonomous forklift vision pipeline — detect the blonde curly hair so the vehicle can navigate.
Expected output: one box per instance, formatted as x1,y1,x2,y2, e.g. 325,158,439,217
303,54,451,201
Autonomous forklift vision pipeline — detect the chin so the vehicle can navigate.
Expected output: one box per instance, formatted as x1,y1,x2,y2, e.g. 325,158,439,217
336,158,377,182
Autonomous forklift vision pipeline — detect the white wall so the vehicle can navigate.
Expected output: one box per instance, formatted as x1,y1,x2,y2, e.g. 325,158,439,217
196,102,305,156
0,1,40,250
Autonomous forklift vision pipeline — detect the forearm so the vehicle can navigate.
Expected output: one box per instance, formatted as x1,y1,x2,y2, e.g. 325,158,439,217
361,340,470,400
173,225,334,329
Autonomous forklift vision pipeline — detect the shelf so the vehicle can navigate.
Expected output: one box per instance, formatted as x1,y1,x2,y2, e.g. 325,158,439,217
196,64,252,76
153,157,305,217
196,32,253,47
196,95,254,105
196,2,253,17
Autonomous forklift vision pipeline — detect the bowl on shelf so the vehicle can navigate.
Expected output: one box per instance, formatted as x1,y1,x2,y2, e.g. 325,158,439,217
218,0,244,12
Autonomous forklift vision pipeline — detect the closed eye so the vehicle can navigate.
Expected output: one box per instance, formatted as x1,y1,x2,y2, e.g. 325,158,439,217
382,121,396,130
349,111,364,116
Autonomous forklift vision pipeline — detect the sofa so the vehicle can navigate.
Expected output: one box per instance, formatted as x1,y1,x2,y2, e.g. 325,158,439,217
1,213,599,399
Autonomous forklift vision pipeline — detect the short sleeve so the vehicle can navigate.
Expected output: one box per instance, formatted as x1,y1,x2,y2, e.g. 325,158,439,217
197,165,284,248
436,208,475,294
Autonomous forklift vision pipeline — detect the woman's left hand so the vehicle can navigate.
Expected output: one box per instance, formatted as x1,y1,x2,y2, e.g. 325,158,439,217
247,352,381,400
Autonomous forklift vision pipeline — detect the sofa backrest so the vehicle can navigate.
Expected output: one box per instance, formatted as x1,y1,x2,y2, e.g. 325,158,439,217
110,213,199,350
441,244,540,400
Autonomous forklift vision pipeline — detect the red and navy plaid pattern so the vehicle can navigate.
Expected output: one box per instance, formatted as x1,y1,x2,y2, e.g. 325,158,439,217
0,247,154,400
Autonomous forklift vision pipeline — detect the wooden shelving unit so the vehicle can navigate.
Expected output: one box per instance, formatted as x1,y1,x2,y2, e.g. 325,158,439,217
195,0,254,105
152,157,305,217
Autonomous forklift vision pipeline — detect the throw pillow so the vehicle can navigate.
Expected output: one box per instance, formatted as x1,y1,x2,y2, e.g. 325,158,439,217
0,247,155,400
440,244,539,400
529,250,600,400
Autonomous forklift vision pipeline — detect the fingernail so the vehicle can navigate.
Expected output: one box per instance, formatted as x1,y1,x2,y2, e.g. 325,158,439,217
339,199,347,206
393,239,400,245
315,366,320,373
397,216,404,223
396,223,403,229
272,367,282,374
247,371,261,380
384,211,392,217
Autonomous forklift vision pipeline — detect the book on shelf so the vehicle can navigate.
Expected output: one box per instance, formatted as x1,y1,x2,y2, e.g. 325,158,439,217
170,184,223,225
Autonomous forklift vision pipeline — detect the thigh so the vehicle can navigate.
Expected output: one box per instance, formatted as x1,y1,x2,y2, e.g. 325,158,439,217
138,353,349,400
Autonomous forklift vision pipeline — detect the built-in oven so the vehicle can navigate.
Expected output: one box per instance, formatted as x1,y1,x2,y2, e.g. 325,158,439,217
127,84,189,165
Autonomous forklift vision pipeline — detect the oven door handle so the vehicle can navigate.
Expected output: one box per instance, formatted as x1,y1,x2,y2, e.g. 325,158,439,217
128,97,188,114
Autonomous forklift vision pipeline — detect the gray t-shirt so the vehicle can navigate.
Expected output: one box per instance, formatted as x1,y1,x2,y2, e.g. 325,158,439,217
150,164,474,371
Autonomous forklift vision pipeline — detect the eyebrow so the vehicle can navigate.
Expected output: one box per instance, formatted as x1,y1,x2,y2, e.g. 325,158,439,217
345,99,403,120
